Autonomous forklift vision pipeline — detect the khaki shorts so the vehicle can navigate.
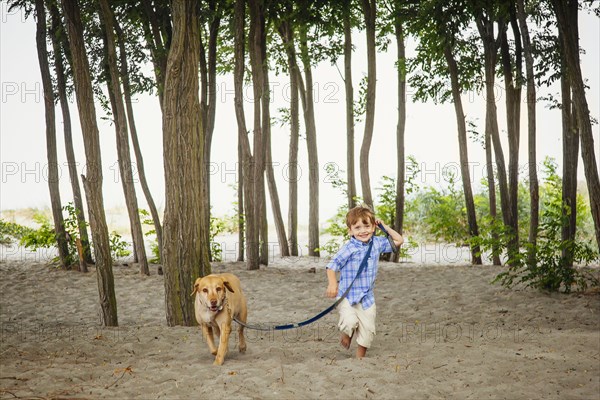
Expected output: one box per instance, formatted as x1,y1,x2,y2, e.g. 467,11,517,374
337,298,376,348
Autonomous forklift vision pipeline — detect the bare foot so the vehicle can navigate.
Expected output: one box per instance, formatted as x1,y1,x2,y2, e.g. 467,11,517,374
340,333,353,349
356,345,367,358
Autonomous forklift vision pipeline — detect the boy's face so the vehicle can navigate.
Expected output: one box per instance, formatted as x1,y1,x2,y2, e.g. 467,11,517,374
348,219,376,243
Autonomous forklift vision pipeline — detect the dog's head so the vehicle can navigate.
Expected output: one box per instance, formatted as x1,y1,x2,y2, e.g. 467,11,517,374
191,275,235,312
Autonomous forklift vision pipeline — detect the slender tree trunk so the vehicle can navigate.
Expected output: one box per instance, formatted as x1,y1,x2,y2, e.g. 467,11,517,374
141,0,169,108
237,141,245,262
485,122,502,265
199,0,221,261
550,0,600,251
49,2,91,270
559,30,579,267
162,0,210,326
443,45,482,265
248,0,267,268
276,19,299,257
516,0,539,265
99,0,149,276
393,17,406,263
234,0,257,269
61,0,118,326
343,0,357,210
359,0,376,209
35,0,70,270
477,17,515,262
113,17,163,268
298,27,320,257
264,68,290,257
500,17,522,251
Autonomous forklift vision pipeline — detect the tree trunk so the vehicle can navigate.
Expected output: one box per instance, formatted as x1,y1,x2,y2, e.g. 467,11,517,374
559,30,579,267
113,16,163,268
162,0,211,326
141,0,170,108
500,16,522,252
248,0,267,268
277,19,299,256
35,0,70,270
264,69,290,257
233,0,256,268
49,1,91,271
551,0,600,251
476,17,515,262
61,0,118,326
393,17,406,263
443,45,482,265
298,26,320,257
359,0,376,210
343,0,357,210
516,0,539,266
485,121,502,265
199,0,221,261
99,0,149,276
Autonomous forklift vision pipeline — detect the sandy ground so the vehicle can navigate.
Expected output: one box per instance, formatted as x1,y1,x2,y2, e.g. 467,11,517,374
0,253,599,399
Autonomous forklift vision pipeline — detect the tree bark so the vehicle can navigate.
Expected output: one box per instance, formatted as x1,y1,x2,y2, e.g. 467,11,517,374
61,0,118,326
276,18,299,256
476,15,515,262
343,0,357,210
199,0,221,261
500,14,522,252
233,0,257,269
298,26,320,258
443,45,482,265
35,0,70,270
393,17,406,263
162,0,210,326
99,0,149,276
113,16,163,268
248,0,267,267
559,29,579,267
359,0,376,210
49,1,91,271
141,0,170,108
264,69,290,257
516,0,539,266
550,0,600,251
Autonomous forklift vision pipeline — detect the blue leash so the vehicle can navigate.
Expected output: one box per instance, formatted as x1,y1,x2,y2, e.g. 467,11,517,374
235,222,397,331
234,239,373,331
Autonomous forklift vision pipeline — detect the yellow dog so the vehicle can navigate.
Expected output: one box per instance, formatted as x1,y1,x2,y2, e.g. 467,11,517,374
192,273,248,365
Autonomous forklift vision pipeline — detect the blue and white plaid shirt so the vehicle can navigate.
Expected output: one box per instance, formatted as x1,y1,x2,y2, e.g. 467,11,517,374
326,235,392,309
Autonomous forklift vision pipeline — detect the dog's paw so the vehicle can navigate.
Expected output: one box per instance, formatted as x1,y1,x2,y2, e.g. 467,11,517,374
239,343,247,353
211,349,218,356
213,358,224,366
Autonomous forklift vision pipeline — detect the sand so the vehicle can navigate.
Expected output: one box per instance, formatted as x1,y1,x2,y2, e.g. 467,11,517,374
1,251,599,399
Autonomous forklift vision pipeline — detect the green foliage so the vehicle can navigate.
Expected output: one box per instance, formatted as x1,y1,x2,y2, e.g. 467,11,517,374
210,213,227,263
492,159,599,293
140,209,160,264
109,232,131,261
19,213,58,251
0,219,33,245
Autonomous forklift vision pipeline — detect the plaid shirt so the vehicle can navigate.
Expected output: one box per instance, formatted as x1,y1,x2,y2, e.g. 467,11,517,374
326,235,392,309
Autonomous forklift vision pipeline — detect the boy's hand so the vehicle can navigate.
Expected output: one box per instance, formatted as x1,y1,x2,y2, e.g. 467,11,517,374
326,282,338,298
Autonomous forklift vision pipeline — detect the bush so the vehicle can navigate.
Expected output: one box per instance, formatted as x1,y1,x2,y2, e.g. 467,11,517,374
492,159,599,293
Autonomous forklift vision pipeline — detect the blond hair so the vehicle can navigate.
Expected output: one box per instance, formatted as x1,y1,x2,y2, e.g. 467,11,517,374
345,204,375,228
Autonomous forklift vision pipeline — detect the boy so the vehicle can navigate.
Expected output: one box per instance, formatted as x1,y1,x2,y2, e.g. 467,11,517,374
325,205,403,358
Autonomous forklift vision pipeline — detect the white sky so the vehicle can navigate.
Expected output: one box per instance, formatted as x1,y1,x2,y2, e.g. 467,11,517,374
1,5,598,229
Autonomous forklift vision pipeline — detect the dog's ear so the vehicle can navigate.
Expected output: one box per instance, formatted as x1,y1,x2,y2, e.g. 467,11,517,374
191,282,200,297
223,280,235,293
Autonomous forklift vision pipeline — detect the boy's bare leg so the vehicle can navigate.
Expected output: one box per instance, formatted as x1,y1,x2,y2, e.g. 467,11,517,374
340,332,353,349
356,345,367,358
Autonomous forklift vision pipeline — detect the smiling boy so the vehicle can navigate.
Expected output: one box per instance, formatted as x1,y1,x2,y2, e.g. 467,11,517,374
325,205,403,358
